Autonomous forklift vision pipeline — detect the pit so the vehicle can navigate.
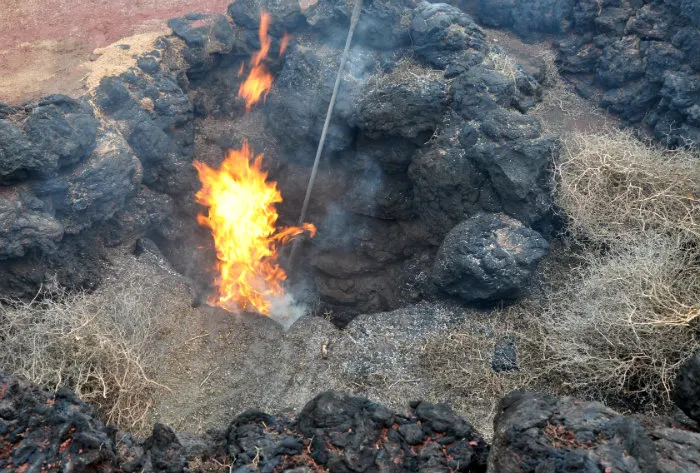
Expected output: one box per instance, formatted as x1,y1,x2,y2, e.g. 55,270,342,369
0,0,558,436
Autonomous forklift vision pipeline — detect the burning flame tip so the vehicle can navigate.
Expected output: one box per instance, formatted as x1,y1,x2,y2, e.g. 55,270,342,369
196,10,309,316
237,10,291,111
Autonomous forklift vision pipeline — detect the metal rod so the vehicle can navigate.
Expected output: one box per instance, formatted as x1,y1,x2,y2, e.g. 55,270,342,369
288,0,364,268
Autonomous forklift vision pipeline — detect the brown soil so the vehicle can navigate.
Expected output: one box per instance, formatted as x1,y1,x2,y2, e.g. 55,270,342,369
0,0,231,104
483,28,620,136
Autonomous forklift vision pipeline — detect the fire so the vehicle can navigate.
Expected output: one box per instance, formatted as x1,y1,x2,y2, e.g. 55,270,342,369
194,141,315,315
279,33,291,56
238,10,288,111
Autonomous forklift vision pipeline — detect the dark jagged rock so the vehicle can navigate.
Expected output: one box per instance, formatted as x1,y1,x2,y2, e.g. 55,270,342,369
475,0,575,39
301,0,413,50
0,128,142,297
473,0,700,145
673,351,700,424
94,69,196,199
0,374,118,472
229,0,307,34
410,1,486,69
352,71,448,142
489,390,660,473
33,130,142,235
265,43,367,163
0,186,63,260
103,186,178,248
296,392,488,473
649,428,700,473
0,232,104,298
168,13,234,75
409,66,555,241
492,337,518,372
489,389,700,473
432,213,549,302
4,374,700,473
0,95,98,183
409,117,495,244
556,0,700,145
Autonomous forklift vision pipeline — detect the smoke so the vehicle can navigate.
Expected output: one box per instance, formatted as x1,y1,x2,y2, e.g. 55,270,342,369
268,292,308,331
268,276,317,330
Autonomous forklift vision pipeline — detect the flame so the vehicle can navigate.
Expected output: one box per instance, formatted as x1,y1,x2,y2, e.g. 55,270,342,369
279,33,291,56
194,141,315,315
238,10,274,111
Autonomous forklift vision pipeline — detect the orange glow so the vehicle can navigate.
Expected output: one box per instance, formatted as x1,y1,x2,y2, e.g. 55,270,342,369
194,141,315,315
238,10,275,111
279,33,291,56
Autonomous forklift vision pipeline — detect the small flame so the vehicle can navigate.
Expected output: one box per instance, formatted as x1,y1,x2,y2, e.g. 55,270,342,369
194,141,315,315
279,33,291,56
238,10,280,111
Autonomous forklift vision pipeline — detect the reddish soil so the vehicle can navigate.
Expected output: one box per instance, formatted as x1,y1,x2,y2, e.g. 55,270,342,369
0,0,232,104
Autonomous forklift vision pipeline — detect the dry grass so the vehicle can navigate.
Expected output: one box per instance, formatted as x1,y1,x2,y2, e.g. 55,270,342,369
84,31,167,90
422,129,700,422
0,255,191,432
365,57,443,93
556,131,700,245
543,130,700,411
486,49,518,85
539,234,700,411
420,308,543,439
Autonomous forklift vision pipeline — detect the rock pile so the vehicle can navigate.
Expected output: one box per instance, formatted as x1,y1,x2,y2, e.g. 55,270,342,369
1,372,699,472
0,0,555,323
471,0,700,146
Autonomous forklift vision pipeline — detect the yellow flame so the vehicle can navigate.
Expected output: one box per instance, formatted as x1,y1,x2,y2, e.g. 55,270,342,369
194,141,315,315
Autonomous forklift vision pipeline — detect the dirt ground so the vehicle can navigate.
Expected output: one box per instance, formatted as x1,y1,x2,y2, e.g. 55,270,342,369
0,0,231,104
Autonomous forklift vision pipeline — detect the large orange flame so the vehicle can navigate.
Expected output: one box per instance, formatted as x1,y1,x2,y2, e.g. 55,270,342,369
238,10,287,111
194,141,316,315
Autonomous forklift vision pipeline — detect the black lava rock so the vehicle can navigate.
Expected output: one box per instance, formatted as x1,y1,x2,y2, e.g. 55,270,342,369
352,70,448,142
168,13,234,74
0,374,118,472
0,95,98,182
492,337,518,372
489,390,663,473
673,351,700,423
301,0,412,50
410,1,486,69
476,0,575,39
432,213,549,302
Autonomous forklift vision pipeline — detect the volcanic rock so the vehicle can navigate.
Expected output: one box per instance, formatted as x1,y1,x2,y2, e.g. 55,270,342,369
408,117,494,244
33,130,142,235
673,351,700,424
0,95,98,183
410,1,486,69
0,187,63,260
410,82,554,243
474,0,575,39
94,69,196,199
296,391,488,473
352,67,448,142
301,0,413,50
492,337,518,372
432,213,549,302
168,13,235,74
265,43,367,163
555,0,700,145
0,373,118,472
488,390,661,473
649,428,700,473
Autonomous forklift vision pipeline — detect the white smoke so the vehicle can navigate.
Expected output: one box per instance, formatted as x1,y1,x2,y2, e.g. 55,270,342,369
268,291,309,331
